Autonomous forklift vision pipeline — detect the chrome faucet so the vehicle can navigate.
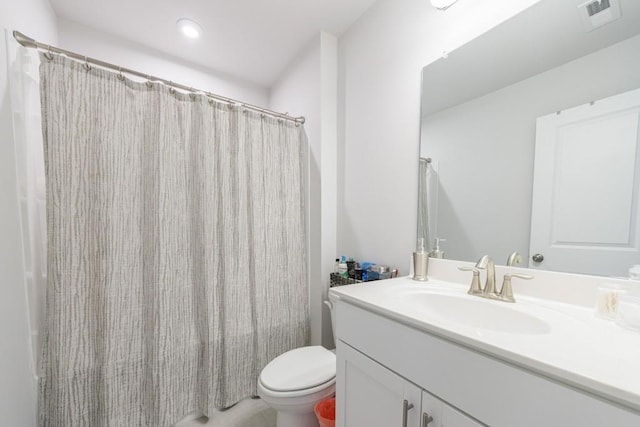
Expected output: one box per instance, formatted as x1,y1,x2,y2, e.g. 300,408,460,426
475,255,497,296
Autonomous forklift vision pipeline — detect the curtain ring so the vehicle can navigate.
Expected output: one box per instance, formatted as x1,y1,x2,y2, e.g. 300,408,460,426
260,113,266,120
116,66,125,81
82,56,91,72
43,45,54,61
168,82,176,94
145,75,153,88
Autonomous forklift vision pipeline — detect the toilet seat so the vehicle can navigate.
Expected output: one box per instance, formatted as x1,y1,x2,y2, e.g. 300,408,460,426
258,376,336,400
259,346,336,398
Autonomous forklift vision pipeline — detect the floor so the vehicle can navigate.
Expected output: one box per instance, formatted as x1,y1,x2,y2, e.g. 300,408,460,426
175,397,276,427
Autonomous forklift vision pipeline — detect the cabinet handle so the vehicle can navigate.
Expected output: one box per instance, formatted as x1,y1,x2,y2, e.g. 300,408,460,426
422,412,434,427
402,400,414,427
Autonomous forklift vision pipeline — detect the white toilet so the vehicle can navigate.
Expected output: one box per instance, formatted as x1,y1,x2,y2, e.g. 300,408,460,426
258,301,337,427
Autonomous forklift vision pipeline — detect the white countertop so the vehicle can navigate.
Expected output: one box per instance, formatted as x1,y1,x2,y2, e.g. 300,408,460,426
329,276,640,412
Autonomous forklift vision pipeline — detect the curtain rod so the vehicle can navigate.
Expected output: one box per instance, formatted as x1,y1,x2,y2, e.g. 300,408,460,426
13,31,305,125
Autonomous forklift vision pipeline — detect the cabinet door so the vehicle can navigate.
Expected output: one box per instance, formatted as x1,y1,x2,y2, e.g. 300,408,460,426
422,391,484,427
420,390,442,427
337,343,421,427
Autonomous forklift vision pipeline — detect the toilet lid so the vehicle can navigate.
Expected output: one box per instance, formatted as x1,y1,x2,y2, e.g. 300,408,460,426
260,346,336,392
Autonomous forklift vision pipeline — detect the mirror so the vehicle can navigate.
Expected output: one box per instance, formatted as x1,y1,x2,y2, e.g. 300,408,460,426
418,0,640,276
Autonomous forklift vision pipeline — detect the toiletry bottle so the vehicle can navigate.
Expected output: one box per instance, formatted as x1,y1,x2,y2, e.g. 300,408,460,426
346,258,357,279
338,256,348,277
361,262,375,282
334,258,340,274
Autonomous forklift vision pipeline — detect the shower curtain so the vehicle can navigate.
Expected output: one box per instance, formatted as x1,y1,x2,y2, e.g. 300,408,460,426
37,54,309,427
6,34,48,382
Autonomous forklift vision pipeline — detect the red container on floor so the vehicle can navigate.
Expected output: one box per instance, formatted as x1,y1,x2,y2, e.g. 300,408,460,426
314,397,336,427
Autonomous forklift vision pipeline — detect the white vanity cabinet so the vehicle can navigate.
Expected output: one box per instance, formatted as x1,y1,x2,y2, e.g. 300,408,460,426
332,295,640,427
337,342,482,427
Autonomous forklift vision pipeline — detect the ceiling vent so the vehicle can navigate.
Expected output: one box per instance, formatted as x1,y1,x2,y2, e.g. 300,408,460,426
577,0,621,31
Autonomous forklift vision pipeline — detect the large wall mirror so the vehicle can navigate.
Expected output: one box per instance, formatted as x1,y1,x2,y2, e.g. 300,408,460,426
418,0,640,276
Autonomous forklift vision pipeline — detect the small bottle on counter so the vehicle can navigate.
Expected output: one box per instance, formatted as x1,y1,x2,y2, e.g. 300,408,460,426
346,259,357,279
337,256,348,277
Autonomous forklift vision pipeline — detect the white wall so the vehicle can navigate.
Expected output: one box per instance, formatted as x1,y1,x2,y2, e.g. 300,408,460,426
58,19,269,107
270,32,338,347
319,34,338,347
0,2,58,425
337,0,539,272
423,34,640,265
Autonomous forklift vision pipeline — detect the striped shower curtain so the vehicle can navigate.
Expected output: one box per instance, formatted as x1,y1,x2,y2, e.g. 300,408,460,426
38,54,309,427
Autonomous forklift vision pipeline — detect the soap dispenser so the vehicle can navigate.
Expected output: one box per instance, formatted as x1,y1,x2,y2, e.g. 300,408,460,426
429,238,446,259
413,238,429,281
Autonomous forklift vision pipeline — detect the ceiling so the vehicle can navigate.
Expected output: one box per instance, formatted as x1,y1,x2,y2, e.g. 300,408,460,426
50,0,378,88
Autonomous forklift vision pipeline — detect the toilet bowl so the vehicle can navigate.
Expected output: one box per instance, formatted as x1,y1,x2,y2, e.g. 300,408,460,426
258,301,337,427
258,346,336,427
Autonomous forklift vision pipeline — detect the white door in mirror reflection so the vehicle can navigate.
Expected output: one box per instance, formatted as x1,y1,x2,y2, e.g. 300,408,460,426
530,88,640,277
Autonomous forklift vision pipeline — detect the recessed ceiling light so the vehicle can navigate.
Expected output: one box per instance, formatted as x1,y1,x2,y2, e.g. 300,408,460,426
176,18,203,39
430,0,459,10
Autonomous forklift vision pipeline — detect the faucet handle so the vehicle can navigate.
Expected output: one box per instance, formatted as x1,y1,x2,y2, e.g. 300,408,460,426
458,267,482,295
499,273,533,303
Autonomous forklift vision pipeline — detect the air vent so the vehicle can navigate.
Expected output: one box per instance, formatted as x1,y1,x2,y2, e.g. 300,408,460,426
586,0,610,17
577,0,621,32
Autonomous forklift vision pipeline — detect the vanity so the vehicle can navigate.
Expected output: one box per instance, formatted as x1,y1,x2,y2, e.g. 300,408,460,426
328,259,640,427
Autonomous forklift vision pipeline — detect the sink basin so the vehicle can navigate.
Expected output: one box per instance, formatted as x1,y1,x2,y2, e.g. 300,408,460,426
405,292,551,335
